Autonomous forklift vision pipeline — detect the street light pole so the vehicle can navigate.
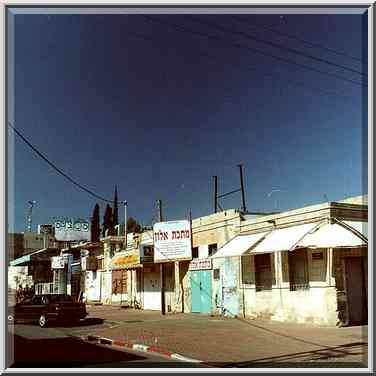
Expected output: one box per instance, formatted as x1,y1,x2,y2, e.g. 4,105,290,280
123,201,128,249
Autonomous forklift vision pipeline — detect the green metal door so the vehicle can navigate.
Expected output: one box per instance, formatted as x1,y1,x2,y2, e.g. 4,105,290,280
200,270,212,314
191,270,212,314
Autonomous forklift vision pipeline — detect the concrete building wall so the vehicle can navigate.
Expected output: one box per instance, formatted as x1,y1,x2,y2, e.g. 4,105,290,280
181,262,191,313
212,257,241,317
212,248,340,325
192,210,242,249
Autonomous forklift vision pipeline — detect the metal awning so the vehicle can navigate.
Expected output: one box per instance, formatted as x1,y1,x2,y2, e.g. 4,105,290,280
343,220,368,239
10,253,32,266
10,248,60,266
250,222,321,254
296,220,367,249
210,231,270,258
109,250,142,270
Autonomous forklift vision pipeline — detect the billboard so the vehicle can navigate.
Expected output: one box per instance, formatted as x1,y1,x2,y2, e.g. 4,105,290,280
51,256,65,269
38,224,54,236
53,217,90,241
153,220,192,263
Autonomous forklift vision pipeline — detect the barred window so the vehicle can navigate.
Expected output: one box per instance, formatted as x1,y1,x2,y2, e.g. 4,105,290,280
241,254,255,285
255,254,273,291
289,249,309,291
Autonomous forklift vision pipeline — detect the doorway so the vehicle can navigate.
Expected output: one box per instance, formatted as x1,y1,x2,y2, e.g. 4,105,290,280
343,257,367,325
143,270,161,310
191,270,212,314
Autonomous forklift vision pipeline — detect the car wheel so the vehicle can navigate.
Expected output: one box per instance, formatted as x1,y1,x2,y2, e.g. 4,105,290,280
39,314,48,328
7,314,15,323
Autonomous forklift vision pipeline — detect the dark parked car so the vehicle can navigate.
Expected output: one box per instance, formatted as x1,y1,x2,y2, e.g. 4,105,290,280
9,294,87,327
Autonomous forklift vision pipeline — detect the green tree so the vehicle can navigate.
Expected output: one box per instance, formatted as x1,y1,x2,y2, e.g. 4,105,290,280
90,203,101,242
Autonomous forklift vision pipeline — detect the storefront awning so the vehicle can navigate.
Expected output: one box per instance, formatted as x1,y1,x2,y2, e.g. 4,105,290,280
296,220,367,249
250,222,321,254
210,231,270,258
10,253,32,266
10,248,59,266
109,250,142,270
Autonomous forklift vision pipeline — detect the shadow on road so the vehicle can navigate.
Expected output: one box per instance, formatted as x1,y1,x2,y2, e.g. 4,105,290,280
53,318,105,327
8,333,205,368
9,334,145,368
206,342,368,368
9,318,105,329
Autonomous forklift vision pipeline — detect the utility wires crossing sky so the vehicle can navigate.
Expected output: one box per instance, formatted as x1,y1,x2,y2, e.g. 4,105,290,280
231,15,363,63
187,15,365,76
8,122,116,204
143,15,366,87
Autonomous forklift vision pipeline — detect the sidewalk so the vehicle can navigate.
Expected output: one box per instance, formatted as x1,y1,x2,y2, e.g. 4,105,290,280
79,305,368,367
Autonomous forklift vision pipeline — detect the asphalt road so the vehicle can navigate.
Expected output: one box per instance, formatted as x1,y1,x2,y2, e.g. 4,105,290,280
7,321,199,368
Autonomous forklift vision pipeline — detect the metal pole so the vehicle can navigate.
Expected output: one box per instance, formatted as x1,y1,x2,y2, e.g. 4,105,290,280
158,200,166,315
213,176,218,213
26,200,36,232
238,164,247,212
123,201,128,250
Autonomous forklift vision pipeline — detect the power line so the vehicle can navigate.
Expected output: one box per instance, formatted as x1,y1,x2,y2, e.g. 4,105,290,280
231,15,362,63
8,122,114,204
120,24,358,102
142,15,365,87
187,15,365,77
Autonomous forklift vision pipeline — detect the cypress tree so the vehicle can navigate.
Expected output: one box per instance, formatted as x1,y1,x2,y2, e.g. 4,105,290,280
102,204,113,237
91,203,100,242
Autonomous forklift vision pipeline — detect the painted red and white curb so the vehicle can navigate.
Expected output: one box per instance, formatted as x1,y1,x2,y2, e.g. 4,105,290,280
80,334,202,363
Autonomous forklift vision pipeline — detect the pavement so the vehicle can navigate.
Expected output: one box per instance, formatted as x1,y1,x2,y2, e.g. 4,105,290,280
73,304,369,368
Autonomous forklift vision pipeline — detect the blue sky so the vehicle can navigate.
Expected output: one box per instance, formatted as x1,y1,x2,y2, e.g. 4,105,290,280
8,11,368,232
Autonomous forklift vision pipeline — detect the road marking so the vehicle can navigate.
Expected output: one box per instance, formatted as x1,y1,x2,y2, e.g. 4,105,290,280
171,353,202,363
132,344,149,352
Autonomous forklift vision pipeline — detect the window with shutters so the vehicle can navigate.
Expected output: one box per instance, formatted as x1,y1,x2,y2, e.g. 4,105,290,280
255,253,273,291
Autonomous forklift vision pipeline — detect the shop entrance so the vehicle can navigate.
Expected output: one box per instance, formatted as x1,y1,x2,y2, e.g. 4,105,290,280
343,257,367,325
143,269,161,310
191,270,212,314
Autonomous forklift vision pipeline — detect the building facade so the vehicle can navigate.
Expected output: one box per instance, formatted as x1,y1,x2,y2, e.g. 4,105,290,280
210,198,368,326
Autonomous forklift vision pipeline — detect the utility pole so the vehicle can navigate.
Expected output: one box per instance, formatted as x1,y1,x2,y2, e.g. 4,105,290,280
213,176,218,213
238,164,247,212
157,199,166,315
26,200,36,232
123,201,128,249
